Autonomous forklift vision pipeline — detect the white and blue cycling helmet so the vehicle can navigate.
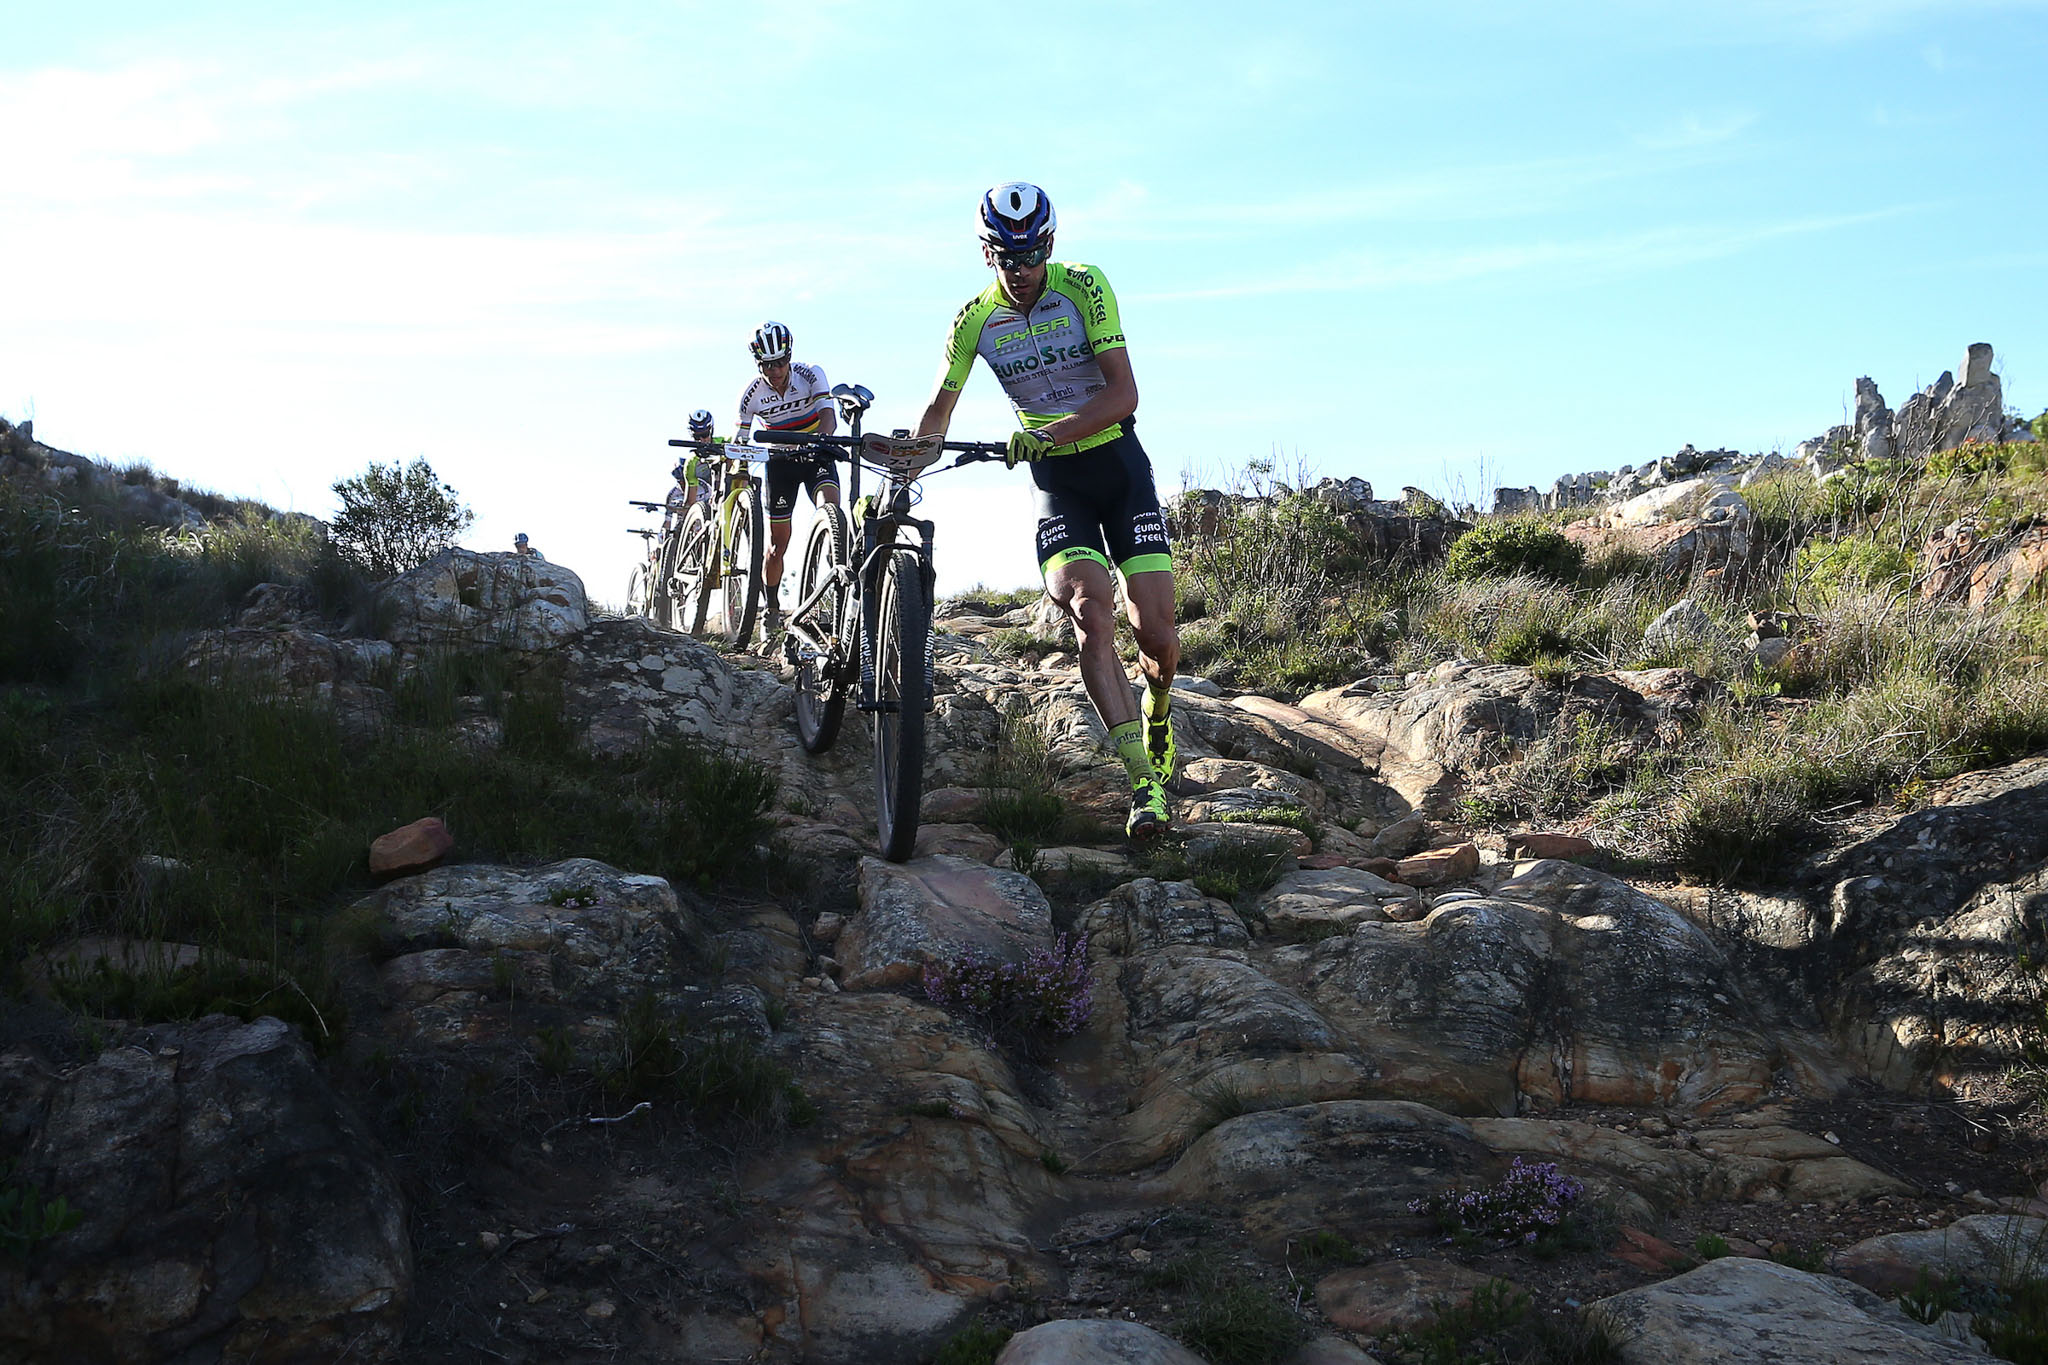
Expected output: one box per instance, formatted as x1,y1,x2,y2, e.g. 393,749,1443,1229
977,182,1056,254
688,408,714,437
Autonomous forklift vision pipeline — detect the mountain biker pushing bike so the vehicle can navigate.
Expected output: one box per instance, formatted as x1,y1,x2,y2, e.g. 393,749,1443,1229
669,408,719,529
915,182,1181,841
735,321,840,642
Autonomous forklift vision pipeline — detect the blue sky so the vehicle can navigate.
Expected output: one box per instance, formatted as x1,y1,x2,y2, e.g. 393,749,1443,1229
4,1,2045,598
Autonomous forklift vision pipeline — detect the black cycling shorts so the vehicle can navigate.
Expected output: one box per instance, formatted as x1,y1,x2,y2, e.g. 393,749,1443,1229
766,454,839,522
1030,425,1174,580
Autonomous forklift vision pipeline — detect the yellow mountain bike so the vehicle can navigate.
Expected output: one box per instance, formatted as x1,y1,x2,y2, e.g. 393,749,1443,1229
663,440,765,648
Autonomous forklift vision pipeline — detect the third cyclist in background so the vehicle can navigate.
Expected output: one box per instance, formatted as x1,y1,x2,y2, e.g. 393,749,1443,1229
914,182,1182,842
734,321,840,645
669,408,719,530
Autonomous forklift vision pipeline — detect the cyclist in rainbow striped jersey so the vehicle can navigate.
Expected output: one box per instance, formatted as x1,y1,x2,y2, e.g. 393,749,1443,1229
735,321,840,641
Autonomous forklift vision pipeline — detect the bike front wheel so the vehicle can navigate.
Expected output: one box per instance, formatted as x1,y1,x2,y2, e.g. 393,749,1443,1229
793,503,851,754
872,547,930,862
721,483,765,649
671,503,715,636
625,561,650,618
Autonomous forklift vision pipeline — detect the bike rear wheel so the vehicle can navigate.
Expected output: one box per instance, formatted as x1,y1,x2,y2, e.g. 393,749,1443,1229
671,503,715,635
721,483,765,648
872,547,929,862
793,504,851,755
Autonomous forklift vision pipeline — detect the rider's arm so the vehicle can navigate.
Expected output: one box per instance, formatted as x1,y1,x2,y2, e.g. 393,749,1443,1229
1037,346,1138,446
915,382,963,438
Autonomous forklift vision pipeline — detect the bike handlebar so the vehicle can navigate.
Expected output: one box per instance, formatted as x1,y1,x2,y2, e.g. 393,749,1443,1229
628,499,664,511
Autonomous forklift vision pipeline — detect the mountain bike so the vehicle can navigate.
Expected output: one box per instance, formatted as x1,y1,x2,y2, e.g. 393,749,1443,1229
755,384,1003,861
661,442,766,647
622,512,664,619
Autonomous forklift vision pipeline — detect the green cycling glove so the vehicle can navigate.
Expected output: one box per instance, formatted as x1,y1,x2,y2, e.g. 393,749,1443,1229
1005,428,1058,469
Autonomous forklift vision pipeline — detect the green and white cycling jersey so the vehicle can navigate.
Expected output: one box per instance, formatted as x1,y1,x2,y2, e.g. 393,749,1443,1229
938,262,1128,455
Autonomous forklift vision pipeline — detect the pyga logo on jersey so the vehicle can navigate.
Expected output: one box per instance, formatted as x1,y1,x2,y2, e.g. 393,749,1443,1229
992,316,1073,349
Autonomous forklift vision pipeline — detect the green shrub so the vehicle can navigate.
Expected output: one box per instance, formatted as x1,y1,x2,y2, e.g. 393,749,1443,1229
1175,1279,1306,1365
0,1165,81,1263
1445,520,1583,584
932,1317,1013,1365
329,456,474,579
1793,534,1914,600
604,992,813,1127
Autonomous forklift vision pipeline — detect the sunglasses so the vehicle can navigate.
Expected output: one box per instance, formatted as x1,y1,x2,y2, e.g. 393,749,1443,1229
757,356,790,370
989,246,1050,269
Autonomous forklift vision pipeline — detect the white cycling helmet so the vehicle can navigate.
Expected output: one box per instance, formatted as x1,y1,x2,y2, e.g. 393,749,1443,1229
688,408,714,437
977,182,1056,254
748,321,793,364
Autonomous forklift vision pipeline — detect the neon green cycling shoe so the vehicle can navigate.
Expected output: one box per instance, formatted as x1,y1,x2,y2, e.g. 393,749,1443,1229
1126,776,1170,842
1146,710,1177,786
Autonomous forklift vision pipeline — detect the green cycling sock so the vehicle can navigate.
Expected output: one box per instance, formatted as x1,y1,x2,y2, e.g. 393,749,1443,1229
1144,681,1172,721
1109,719,1152,787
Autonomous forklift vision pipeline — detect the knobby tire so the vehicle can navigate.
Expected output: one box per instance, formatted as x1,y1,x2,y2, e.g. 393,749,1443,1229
873,547,929,863
722,483,765,649
672,503,715,636
793,503,851,754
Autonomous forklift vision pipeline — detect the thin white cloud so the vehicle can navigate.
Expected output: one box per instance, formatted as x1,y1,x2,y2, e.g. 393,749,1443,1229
1633,111,1759,152
1134,207,1922,302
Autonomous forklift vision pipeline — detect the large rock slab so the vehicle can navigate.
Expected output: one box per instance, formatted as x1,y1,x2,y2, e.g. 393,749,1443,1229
840,855,1055,990
1270,861,1803,1116
1256,867,1403,943
735,990,1064,1361
1792,753,2048,1087
1299,664,1714,811
1586,1256,1984,1363
378,547,588,652
995,1318,1208,1364
1161,1101,1496,1248
1316,1260,1505,1333
355,857,720,1057
0,1016,410,1365
1833,1214,2048,1296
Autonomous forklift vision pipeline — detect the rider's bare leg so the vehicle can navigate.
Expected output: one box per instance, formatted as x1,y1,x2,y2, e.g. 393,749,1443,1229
1049,558,1139,730
765,520,793,591
1122,569,1180,695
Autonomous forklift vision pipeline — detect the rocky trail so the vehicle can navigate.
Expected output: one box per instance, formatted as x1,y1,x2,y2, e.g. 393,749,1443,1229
5,544,2048,1365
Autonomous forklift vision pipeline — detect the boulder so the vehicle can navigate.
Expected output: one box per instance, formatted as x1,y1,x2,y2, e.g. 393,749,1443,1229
841,855,1054,990
1832,1214,2048,1296
1256,867,1403,942
378,547,588,653
1586,1257,1983,1363
1641,598,1720,657
1395,842,1479,887
356,857,718,1057
1504,833,1600,861
368,816,453,878
0,1017,410,1365
995,1318,1208,1364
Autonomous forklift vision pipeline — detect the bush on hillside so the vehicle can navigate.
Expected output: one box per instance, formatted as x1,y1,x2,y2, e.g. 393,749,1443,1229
330,457,474,579
1445,519,1583,583
1792,534,1914,601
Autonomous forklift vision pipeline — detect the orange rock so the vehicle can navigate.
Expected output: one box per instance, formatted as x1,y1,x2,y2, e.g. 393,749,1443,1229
369,817,454,879
1316,1261,1505,1334
1610,1225,1690,1273
1506,833,1600,861
1395,841,1479,887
